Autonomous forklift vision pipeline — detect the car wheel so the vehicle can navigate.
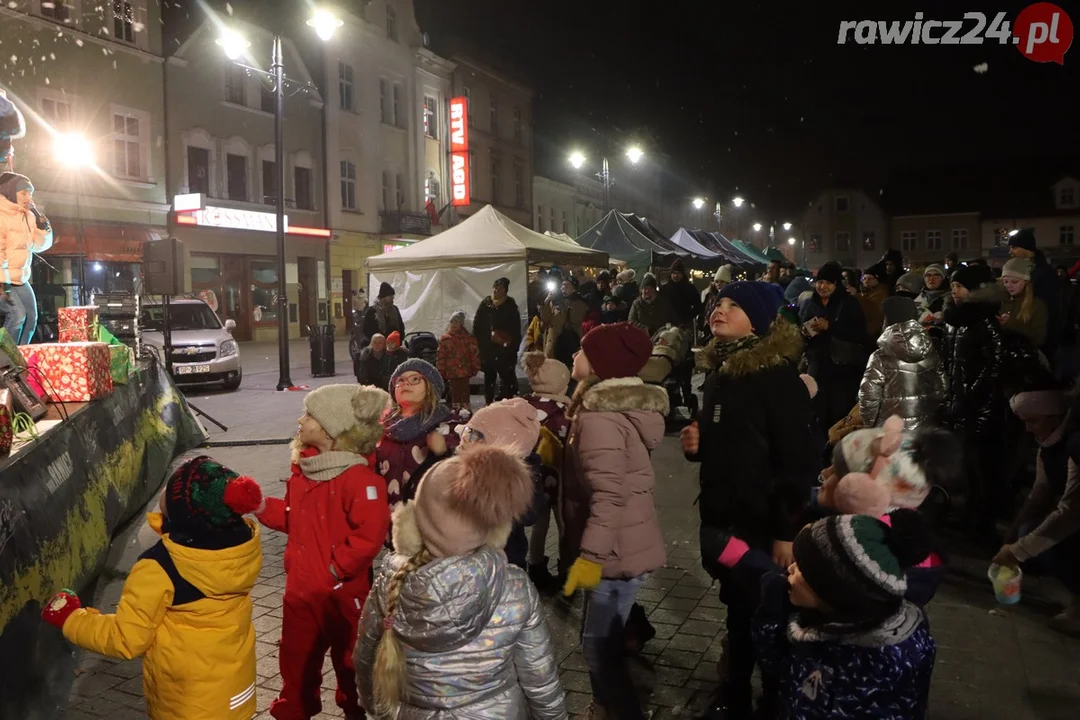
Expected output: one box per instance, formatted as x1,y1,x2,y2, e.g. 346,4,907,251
222,370,242,391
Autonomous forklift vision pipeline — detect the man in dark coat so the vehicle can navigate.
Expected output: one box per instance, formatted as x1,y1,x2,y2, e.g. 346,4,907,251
473,277,522,405
361,282,405,345
660,258,704,330
1010,228,1064,356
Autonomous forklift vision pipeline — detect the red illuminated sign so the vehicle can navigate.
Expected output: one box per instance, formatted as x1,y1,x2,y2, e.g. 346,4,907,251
449,96,470,207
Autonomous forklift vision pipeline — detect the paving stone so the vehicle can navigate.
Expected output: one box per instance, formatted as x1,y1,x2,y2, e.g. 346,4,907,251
667,584,708,600
680,619,723,638
688,605,726,623
657,596,699,612
651,622,681,640
649,608,690,625
649,683,696,708
665,633,713,653
559,670,592,694
655,648,703,670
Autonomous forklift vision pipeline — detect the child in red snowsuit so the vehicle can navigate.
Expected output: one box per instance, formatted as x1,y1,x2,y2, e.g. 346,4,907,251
256,384,392,720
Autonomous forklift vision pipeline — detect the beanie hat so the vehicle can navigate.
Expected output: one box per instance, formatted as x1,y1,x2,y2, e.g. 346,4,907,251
386,330,401,346
670,258,686,273
1008,228,1037,252
923,264,945,279
714,264,732,283
465,398,540,456
597,270,611,282
165,456,263,537
616,269,636,283
784,276,811,302
881,296,919,327
1002,257,1034,281
580,322,653,380
565,275,579,289
0,172,32,204
378,281,396,299
409,444,535,558
390,358,445,397
896,271,924,295
449,310,467,327
815,261,843,286
304,384,389,441
793,515,917,618
494,277,510,290
522,351,570,398
1010,389,1069,420
641,272,658,289
834,474,893,517
716,281,778,336
863,263,886,281
950,263,990,291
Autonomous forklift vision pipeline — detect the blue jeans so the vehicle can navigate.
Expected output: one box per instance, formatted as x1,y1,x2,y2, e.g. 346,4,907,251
2,283,37,345
580,574,648,719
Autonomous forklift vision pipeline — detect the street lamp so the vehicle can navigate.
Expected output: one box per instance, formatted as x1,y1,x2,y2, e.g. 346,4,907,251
788,237,797,245
732,196,745,208
568,142,644,215
692,197,705,210
626,146,644,164
54,132,94,303
569,151,586,170
782,222,792,231
218,11,341,391
752,222,762,232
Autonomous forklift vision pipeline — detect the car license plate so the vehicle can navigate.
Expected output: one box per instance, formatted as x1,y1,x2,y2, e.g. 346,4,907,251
176,364,211,375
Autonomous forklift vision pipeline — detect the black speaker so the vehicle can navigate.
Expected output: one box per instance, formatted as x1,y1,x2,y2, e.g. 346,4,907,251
143,237,183,296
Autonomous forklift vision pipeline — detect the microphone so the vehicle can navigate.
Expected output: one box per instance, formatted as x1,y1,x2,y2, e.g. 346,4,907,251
28,203,49,231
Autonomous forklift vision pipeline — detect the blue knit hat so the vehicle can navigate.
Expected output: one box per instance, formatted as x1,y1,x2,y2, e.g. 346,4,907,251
390,358,445,397
716,281,781,336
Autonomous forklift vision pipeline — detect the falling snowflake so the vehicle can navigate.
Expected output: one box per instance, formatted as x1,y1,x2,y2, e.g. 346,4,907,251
226,2,233,16
50,53,56,60
75,38,84,47
973,62,989,74
6,1,16,8
134,22,145,33
45,77,50,85
8,55,15,65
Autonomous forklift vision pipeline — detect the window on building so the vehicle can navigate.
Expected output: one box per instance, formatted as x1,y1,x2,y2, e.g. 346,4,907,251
395,172,405,209
901,230,917,251
113,0,135,43
41,97,72,128
489,97,498,135
862,231,875,251
379,79,390,124
187,146,210,195
424,172,440,203
340,160,357,210
512,106,522,142
261,160,276,204
259,84,274,114
513,159,524,208
835,196,849,213
1062,225,1076,246
489,152,500,204
550,207,555,233
225,64,246,105
423,95,437,138
386,3,397,41
294,166,313,210
952,228,969,250
381,170,391,209
835,231,851,252
926,230,943,251
392,83,404,128
1061,186,1077,207
468,150,476,195
249,259,280,324
111,111,144,179
808,234,821,253
562,211,568,234
339,62,354,111
40,1,73,23
226,153,247,201
462,86,472,126
537,205,544,232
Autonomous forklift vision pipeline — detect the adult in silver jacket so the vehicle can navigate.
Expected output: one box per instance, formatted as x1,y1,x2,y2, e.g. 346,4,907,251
355,445,566,720
859,297,947,430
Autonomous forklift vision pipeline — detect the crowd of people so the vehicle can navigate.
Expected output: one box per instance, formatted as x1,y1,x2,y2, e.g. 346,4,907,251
38,229,1080,720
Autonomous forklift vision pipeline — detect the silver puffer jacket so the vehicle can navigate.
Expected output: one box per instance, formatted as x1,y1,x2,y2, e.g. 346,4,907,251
355,545,567,720
859,319,947,430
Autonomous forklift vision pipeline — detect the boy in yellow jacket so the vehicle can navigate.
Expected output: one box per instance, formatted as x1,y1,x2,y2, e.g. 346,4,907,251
42,457,265,720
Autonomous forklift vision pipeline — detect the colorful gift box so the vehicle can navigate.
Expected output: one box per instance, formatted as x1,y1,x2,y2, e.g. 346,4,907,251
19,342,113,402
107,344,134,385
0,328,25,368
58,305,101,343
0,389,12,457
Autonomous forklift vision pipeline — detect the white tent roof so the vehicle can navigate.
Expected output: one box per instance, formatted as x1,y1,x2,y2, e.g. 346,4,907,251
366,205,608,272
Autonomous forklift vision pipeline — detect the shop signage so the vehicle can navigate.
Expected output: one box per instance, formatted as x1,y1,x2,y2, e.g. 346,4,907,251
449,96,470,207
173,196,331,238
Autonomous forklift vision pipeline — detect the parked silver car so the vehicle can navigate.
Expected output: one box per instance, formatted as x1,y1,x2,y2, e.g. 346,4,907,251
140,298,242,390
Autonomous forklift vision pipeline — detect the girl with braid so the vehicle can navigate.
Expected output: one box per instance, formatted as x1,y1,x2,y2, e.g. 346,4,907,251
354,443,567,719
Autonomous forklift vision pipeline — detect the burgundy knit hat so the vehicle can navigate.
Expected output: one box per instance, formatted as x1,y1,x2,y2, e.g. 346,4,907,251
580,322,653,380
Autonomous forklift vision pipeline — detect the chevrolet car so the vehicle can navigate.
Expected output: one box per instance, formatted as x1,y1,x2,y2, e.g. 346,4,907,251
140,298,242,390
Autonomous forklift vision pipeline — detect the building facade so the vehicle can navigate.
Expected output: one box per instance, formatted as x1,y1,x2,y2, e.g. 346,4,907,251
1,0,169,307
888,212,981,266
800,189,889,269
165,20,330,342
982,175,1080,264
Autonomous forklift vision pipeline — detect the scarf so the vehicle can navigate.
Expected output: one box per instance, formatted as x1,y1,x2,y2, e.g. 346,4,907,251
299,450,369,481
706,334,761,368
384,402,452,443
920,287,948,305
491,295,507,308
375,303,396,335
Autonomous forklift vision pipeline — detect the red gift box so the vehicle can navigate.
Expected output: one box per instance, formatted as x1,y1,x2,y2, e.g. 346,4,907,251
0,389,11,456
20,342,113,402
58,305,101,343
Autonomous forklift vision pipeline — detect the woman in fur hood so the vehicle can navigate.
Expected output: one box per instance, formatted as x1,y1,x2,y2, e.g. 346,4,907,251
559,322,668,720
681,281,820,719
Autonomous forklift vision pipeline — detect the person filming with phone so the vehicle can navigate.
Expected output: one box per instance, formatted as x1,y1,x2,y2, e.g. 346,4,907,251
0,172,53,344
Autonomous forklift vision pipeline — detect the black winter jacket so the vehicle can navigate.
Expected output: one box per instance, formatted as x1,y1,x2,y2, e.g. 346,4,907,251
688,321,820,551
473,295,522,364
1032,251,1063,354
943,290,1004,436
659,278,704,329
798,287,869,376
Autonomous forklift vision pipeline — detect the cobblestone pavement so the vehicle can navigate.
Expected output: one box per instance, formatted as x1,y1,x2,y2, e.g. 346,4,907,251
61,364,1080,719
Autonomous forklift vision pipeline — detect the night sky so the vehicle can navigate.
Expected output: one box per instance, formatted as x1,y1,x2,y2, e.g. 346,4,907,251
415,0,1079,217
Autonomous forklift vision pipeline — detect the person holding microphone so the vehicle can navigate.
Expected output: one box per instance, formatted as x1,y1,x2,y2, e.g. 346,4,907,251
0,172,53,344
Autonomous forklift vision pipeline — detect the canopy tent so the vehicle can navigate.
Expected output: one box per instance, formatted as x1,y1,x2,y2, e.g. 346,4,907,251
667,228,727,270
574,211,689,276
732,240,772,266
366,204,608,335
705,232,765,271
670,228,752,268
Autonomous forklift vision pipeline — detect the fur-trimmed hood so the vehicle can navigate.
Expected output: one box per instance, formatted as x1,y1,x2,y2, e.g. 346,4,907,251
581,376,670,415
697,319,804,377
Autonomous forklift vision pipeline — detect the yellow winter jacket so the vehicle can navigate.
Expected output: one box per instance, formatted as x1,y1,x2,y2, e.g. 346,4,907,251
62,512,263,719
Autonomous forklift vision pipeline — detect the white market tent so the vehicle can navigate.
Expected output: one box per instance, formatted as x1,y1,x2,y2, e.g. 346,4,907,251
365,204,609,336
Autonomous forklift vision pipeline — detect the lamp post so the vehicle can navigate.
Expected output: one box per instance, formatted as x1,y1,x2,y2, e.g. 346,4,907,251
569,144,643,215
217,11,341,391
53,132,93,304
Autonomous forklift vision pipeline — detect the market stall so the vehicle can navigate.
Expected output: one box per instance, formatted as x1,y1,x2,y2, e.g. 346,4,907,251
365,205,609,336
574,210,688,276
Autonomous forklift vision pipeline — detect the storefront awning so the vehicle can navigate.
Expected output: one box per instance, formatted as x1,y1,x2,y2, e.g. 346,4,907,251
43,222,164,262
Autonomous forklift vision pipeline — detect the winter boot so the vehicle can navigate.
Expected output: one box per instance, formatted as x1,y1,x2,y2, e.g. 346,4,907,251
623,602,656,654
528,557,559,593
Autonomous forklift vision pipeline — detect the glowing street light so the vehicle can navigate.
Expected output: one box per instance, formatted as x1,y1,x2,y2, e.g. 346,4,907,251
752,222,762,232
692,197,706,210
53,132,94,168
306,9,344,41
1008,229,1019,236
783,222,792,231
568,151,586,169
215,29,251,60
788,237,797,245
732,196,745,208
625,146,644,164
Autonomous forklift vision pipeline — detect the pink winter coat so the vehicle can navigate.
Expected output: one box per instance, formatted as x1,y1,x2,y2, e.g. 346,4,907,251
561,377,669,580
0,194,52,285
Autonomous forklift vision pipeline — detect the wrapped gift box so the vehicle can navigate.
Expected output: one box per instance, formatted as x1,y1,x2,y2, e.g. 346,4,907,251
58,305,101,343
0,389,11,457
20,342,113,402
0,328,25,368
107,344,134,385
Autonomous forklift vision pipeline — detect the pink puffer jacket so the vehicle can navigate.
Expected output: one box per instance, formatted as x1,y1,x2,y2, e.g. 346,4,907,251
0,195,52,285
